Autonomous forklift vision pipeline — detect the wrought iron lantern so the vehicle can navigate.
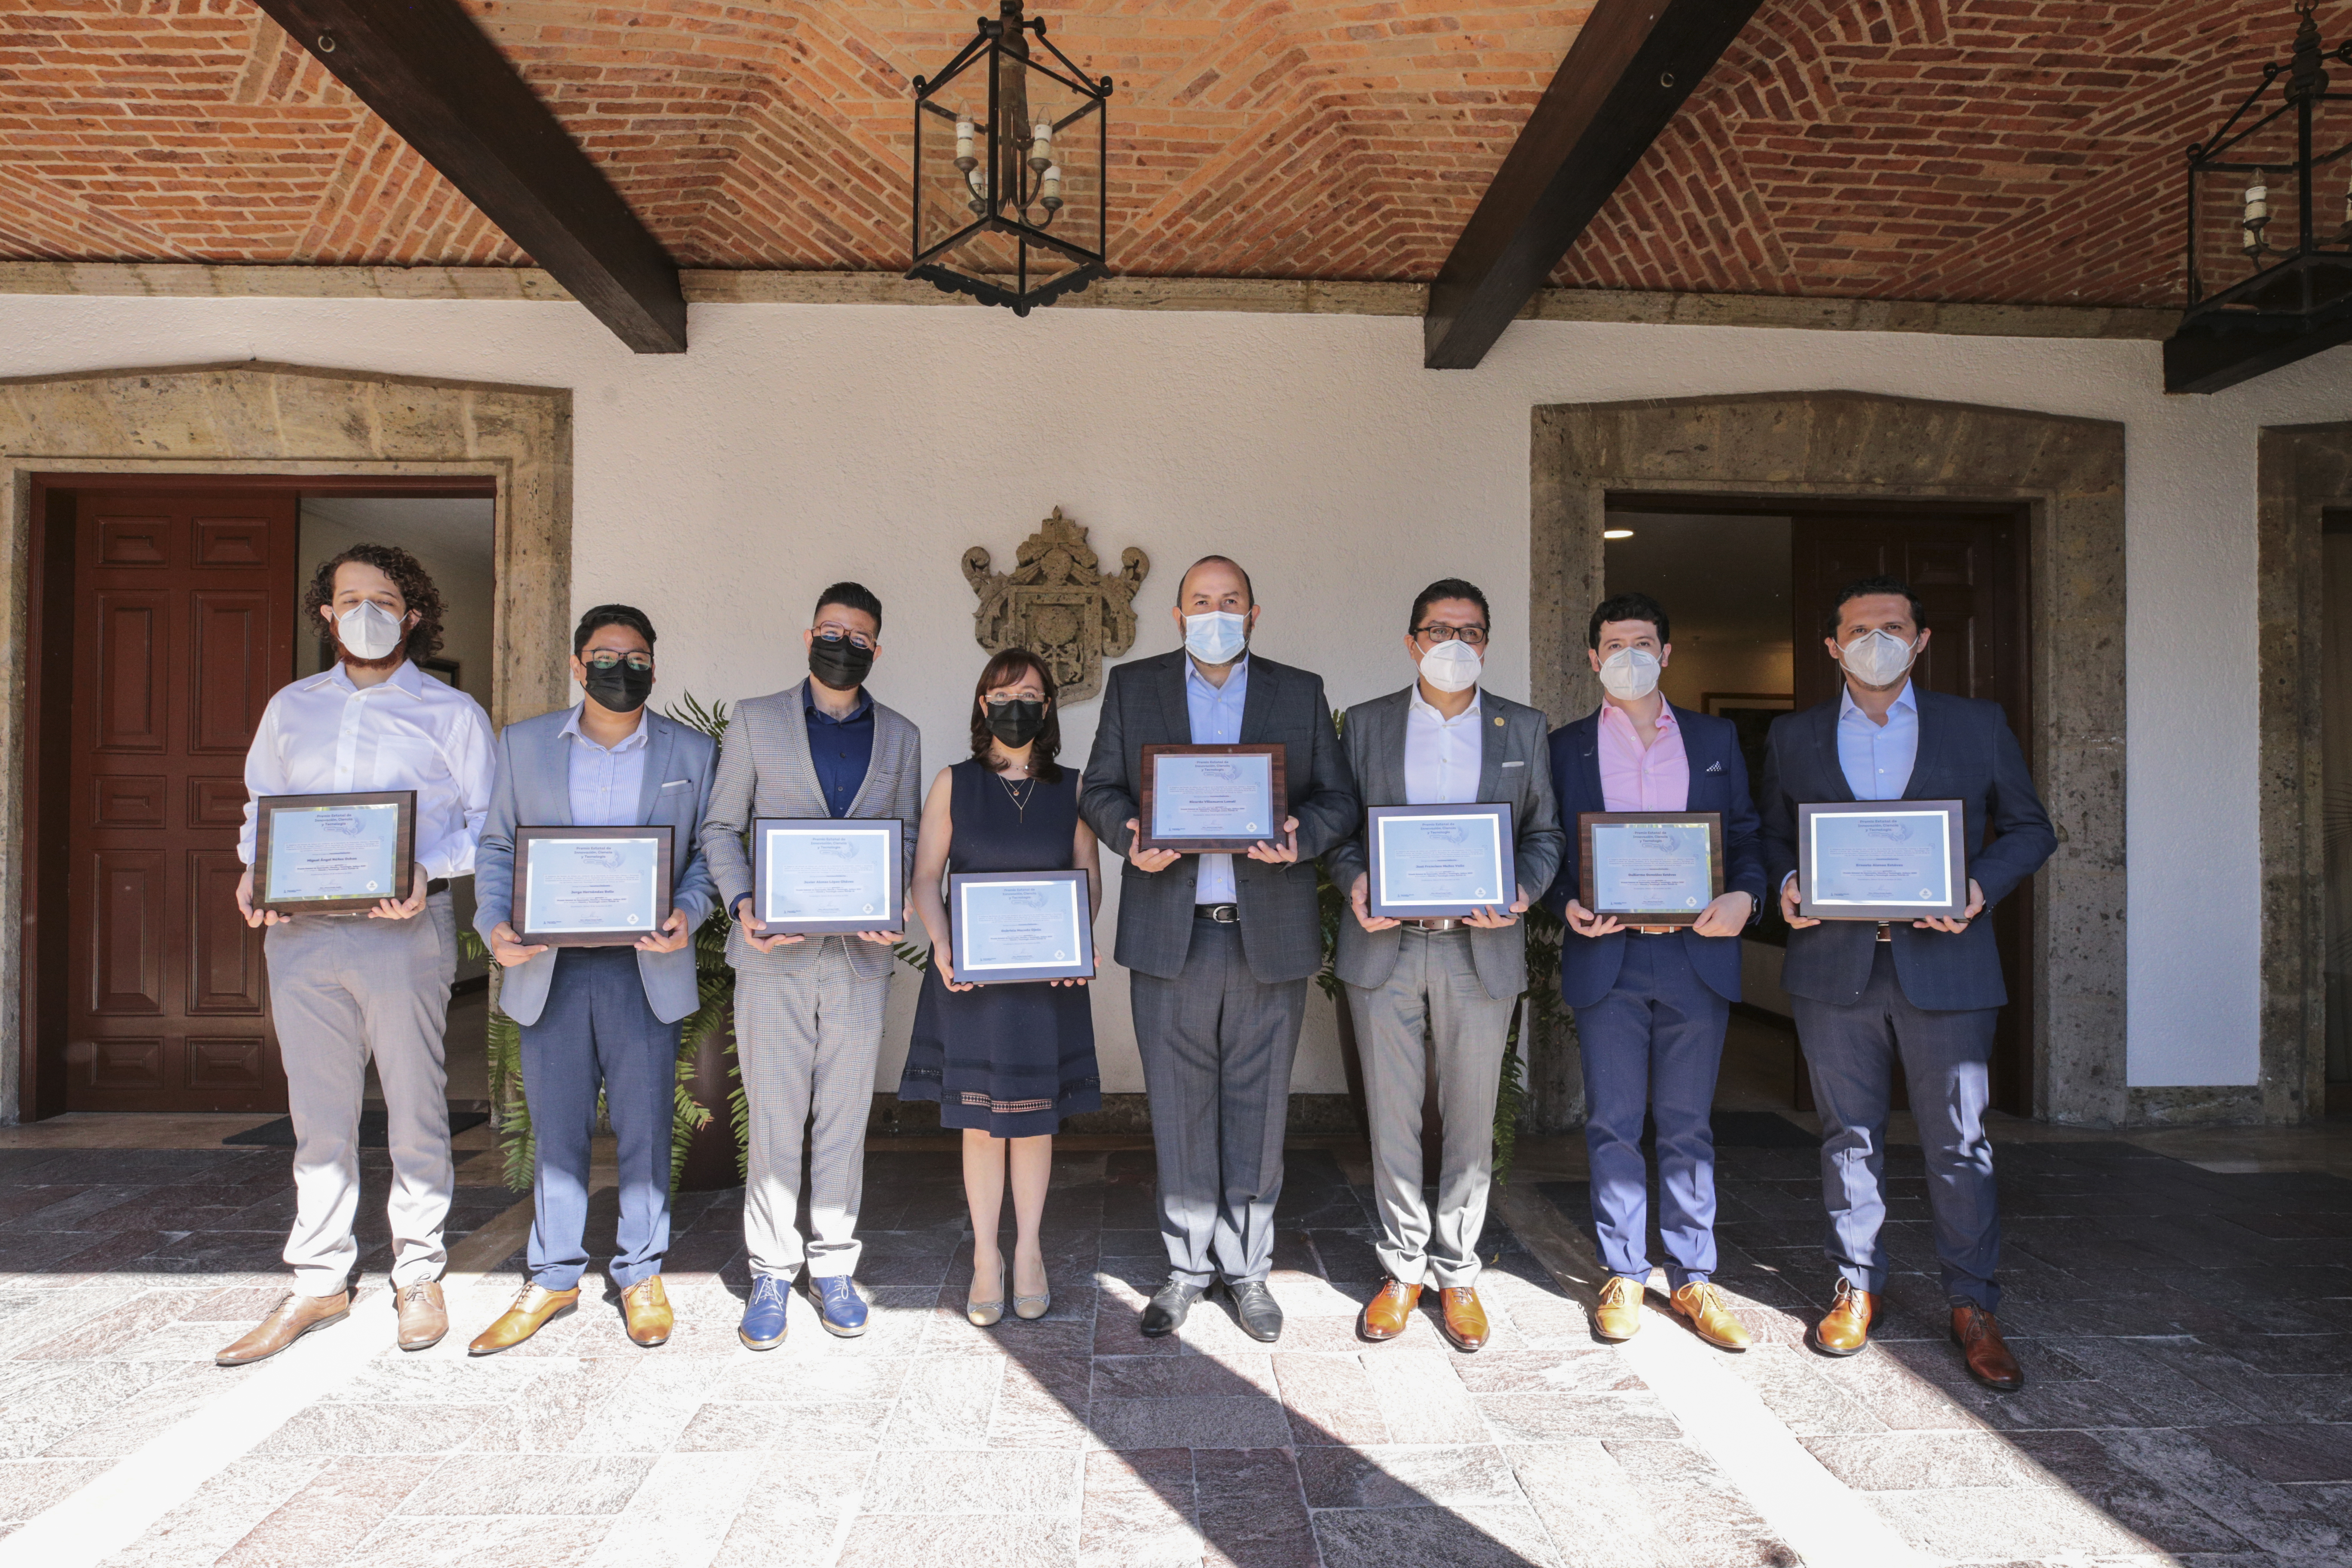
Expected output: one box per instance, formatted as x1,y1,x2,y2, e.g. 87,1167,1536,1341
907,1,1113,315
2171,0,2352,391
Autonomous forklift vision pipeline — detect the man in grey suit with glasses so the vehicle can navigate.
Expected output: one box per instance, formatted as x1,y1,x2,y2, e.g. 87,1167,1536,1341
1081,555,1360,1344
1328,579,1562,1353
700,582,922,1349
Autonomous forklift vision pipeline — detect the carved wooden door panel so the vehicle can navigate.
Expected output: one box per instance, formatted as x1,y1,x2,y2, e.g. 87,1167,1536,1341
1789,508,2034,1116
65,493,297,1110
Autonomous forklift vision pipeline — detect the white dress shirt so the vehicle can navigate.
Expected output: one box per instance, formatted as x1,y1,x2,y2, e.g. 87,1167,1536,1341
239,660,495,882
561,704,650,828
1403,686,1482,805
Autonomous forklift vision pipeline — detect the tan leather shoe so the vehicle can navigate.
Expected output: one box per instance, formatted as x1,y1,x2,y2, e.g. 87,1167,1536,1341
1670,1281,1752,1351
216,1289,349,1366
1594,1274,1645,1341
1358,1278,1421,1342
1951,1304,2024,1392
395,1279,448,1352
1436,1287,1489,1353
467,1283,579,1356
622,1276,674,1348
1807,1277,1877,1357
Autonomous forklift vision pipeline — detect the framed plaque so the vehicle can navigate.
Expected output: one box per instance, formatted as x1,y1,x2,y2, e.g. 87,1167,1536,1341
1578,811,1725,927
753,818,906,934
1136,743,1287,853
514,825,674,946
252,790,418,915
1366,803,1516,919
949,869,1096,983
1797,799,1968,921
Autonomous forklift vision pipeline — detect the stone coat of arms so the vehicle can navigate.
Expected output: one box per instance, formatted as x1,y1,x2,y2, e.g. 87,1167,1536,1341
963,508,1148,704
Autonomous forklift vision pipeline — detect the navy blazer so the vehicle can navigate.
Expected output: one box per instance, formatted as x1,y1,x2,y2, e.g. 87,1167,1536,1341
1758,686,2055,1012
1540,704,1767,1009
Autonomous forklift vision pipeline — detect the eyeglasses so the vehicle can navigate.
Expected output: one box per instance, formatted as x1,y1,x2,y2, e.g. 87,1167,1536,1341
1413,624,1488,648
814,626,876,651
582,652,653,672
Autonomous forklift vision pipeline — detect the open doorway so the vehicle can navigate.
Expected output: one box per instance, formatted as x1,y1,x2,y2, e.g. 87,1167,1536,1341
1602,496,2034,1118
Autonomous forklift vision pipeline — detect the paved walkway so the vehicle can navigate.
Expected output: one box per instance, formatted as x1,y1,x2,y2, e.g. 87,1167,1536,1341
0,1117,2345,1567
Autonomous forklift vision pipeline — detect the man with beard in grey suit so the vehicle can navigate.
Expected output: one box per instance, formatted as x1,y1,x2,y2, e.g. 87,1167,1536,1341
1081,556,1360,1343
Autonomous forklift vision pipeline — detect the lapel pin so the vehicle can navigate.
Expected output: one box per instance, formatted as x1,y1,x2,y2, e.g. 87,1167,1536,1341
1493,717,1504,726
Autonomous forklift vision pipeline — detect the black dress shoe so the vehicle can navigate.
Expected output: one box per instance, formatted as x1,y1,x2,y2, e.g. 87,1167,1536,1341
1141,1278,1204,1338
1226,1280,1284,1343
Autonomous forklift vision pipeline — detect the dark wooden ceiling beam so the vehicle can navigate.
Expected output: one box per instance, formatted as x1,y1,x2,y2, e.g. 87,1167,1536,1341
2164,312,2352,394
251,0,686,353
1423,0,1761,371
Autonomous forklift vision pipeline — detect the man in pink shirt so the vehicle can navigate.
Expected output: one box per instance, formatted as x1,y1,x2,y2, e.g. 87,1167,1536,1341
1541,592,1768,1351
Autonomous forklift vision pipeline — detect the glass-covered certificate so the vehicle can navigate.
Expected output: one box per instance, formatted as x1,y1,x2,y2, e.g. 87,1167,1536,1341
949,870,1096,983
753,818,905,934
252,790,417,915
1137,743,1287,853
514,825,674,946
1366,803,1516,919
1578,812,1724,926
1798,800,1967,920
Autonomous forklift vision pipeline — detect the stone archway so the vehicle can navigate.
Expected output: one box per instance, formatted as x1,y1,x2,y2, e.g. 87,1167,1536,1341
0,361,573,1122
1530,391,2127,1127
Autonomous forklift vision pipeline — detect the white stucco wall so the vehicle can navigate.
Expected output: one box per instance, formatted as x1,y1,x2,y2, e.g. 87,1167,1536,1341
3,294,2346,1093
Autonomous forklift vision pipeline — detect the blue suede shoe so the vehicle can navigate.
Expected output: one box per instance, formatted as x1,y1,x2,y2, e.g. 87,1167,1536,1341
738,1274,790,1350
808,1275,868,1338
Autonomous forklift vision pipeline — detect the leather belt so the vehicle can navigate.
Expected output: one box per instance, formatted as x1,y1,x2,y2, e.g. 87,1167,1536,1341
1876,921,1893,942
1632,925,1679,936
1195,903,1240,924
426,878,450,896
1405,917,1461,933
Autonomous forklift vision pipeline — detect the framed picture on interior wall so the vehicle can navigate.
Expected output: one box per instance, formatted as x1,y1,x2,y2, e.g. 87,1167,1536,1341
421,656,462,691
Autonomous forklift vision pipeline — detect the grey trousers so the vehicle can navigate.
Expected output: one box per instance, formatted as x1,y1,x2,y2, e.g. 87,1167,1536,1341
1346,928,1517,1289
263,894,457,1294
735,939,889,1281
1130,917,1310,1287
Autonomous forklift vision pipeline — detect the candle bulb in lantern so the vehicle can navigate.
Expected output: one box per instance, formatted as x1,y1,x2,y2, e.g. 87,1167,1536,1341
1031,122,1053,172
2243,177,2270,254
955,117,976,169
966,165,988,213
1041,164,1063,210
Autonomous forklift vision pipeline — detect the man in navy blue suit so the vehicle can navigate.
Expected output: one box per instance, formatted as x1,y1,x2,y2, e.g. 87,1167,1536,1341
1544,592,1767,1353
1761,575,2055,1393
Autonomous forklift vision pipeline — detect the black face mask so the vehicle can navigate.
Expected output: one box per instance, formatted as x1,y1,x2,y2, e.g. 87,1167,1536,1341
808,635,873,692
582,660,655,713
985,698,1047,748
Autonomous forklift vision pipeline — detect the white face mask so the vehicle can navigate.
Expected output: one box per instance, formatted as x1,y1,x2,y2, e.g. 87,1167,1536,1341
335,600,407,661
1839,628,1916,687
1418,639,1482,694
1184,610,1249,665
1597,647,1660,701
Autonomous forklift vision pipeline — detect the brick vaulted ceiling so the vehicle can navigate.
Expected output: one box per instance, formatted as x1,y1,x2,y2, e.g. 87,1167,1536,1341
0,0,2325,309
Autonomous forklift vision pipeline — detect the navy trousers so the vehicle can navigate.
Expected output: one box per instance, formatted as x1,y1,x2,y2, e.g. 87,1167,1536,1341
1576,934,1730,1289
1790,942,2002,1312
518,946,680,1292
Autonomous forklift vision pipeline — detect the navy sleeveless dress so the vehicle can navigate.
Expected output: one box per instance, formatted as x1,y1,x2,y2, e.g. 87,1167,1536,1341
898,759,1101,1136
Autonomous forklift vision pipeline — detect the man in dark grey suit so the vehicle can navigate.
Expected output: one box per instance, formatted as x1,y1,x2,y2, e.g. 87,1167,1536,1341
1081,556,1360,1341
1327,579,1562,1353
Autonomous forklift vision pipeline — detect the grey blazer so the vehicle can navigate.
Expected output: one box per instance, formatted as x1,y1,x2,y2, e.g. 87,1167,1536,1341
1080,648,1360,985
474,707,721,1027
1325,686,1565,1000
698,680,923,982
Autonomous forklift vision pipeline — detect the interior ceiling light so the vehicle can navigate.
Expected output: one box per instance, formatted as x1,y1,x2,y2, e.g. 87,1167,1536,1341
1603,528,1635,539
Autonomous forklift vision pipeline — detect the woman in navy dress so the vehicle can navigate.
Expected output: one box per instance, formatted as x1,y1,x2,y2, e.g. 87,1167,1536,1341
898,648,1101,1325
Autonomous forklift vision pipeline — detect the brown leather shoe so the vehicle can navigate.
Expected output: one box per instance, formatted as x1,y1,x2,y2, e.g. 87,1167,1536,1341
1951,1304,2024,1392
395,1279,448,1351
1436,1287,1489,1353
1670,1282,1752,1351
215,1289,349,1366
467,1283,579,1356
622,1276,674,1348
1807,1277,1877,1357
1357,1277,1421,1341
1593,1274,1645,1342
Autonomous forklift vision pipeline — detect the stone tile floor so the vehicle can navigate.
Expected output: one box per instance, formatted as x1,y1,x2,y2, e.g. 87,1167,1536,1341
0,1120,2345,1567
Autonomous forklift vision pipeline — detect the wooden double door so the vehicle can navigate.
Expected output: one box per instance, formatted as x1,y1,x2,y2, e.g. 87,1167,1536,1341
57,490,299,1111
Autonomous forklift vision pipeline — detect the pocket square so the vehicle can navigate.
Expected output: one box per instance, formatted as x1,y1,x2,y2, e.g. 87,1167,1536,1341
1502,759,1525,769
1705,761,1724,774
661,778,690,790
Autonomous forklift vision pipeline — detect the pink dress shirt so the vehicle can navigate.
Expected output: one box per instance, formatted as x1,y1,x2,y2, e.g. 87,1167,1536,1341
1597,702,1690,812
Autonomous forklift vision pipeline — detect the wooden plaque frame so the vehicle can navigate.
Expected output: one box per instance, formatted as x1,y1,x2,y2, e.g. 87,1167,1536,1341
949,869,1098,983
1135,743,1288,853
252,789,418,915
1577,810,1725,927
751,818,907,934
514,824,675,947
1796,799,1969,921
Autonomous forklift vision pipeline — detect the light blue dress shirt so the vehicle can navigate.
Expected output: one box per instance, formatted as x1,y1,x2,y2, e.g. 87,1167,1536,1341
1836,678,1919,802
561,704,651,827
1185,654,1250,903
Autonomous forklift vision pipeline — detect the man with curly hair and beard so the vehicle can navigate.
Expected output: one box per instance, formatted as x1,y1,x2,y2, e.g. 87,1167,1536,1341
216,543,494,1366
